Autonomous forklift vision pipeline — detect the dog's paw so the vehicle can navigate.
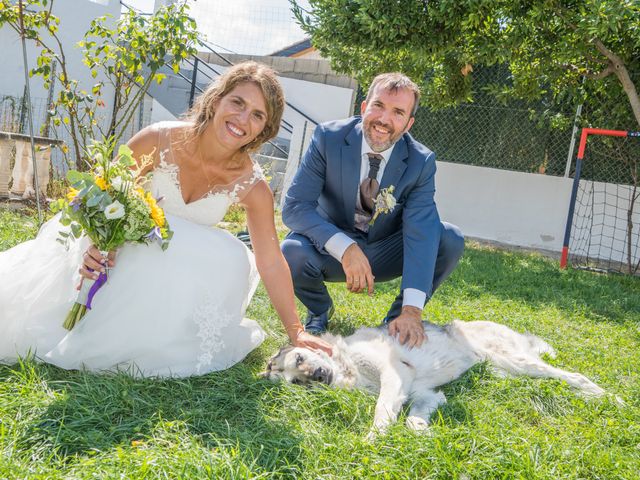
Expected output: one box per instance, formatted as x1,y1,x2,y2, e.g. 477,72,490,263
364,430,378,443
406,415,430,432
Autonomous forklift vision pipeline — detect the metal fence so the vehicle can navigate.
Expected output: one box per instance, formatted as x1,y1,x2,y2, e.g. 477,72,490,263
0,94,50,137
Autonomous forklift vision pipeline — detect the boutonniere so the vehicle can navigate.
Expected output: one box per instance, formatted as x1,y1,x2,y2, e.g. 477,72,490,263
369,185,397,225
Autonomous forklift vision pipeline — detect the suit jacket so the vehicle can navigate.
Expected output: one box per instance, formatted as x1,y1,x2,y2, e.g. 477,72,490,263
282,116,441,297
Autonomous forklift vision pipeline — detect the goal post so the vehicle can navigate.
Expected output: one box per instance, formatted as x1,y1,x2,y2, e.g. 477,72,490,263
560,127,640,271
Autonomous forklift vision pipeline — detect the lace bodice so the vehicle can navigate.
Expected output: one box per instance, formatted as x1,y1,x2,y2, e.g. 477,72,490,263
148,121,264,226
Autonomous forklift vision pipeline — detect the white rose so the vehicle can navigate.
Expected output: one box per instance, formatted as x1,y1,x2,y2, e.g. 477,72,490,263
104,200,125,219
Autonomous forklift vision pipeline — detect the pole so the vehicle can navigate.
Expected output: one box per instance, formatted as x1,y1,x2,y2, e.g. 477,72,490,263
564,102,583,178
188,56,199,109
18,0,43,224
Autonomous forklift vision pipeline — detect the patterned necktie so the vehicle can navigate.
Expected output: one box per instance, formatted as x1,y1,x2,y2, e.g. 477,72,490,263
360,153,383,213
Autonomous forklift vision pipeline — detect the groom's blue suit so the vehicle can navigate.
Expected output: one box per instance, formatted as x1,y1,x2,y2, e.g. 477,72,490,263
281,116,463,323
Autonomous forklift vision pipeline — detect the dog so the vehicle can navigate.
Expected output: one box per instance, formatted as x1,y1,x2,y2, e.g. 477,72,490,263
264,320,606,438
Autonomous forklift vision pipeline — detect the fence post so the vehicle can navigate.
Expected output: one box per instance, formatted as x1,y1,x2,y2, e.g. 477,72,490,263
188,56,199,109
564,102,583,178
280,120,313,209
42,59,57,138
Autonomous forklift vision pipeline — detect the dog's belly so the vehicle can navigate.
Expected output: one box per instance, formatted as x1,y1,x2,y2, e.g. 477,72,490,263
401,333,478,389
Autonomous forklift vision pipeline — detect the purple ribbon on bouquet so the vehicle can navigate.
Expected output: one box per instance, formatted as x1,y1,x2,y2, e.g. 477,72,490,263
86,270,108,309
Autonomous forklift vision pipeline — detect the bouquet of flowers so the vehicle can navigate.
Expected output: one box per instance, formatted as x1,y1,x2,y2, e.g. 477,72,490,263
51,138,173,330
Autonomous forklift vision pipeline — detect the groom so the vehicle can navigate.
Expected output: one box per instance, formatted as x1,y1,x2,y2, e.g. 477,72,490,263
281,72,464,347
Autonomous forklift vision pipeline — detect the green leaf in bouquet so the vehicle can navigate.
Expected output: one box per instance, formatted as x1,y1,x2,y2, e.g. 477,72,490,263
67,170,88,184
86,192,103,208
117,144,135,166
95,225,108,238
59,231,70,238
70,223,82,239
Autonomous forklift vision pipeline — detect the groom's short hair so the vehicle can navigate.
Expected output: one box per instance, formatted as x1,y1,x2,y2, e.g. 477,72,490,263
366,73,421,117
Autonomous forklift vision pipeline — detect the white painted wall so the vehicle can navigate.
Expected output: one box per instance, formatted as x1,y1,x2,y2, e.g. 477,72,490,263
435,162,573,252
0,0,119,119
186,65,354,141
278,75,354,138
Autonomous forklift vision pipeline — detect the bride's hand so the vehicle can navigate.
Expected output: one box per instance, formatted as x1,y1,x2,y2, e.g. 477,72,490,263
78,245,116,282
291,330,333,356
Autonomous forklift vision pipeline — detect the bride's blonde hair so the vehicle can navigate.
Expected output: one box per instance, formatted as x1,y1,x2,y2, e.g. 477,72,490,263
184,61,285,153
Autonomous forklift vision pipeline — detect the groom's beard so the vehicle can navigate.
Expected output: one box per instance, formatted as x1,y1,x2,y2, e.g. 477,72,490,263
362,119,409,153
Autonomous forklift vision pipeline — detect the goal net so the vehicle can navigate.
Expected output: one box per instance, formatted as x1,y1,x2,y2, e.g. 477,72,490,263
561,128,640,275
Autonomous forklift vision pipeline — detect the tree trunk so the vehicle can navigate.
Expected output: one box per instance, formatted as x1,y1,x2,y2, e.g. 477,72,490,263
593,39,640,129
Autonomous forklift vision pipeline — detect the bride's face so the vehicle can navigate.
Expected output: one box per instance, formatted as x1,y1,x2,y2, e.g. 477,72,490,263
212,82,269,151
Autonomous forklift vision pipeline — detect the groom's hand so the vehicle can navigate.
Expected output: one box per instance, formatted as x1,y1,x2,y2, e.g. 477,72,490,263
342,243,375,295
388,306,426,348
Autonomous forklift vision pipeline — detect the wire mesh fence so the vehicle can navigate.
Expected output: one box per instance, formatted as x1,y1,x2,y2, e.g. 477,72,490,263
0,94,51,137
354,67,578,176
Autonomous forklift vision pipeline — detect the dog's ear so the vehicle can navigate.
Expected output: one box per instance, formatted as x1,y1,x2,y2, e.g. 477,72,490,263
261,346,295,379
258,359,274,379
273,345,294,360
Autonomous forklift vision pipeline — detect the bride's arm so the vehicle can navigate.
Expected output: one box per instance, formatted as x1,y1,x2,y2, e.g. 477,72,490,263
242,181,333,355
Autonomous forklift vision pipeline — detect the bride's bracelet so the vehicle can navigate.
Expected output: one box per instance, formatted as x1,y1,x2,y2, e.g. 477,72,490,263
285,323,304,341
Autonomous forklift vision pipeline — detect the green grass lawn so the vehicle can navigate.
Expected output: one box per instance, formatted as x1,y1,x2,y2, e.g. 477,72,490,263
1,205,639,479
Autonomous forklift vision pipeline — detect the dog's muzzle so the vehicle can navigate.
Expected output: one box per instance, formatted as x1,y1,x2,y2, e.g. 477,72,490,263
312,367,333,385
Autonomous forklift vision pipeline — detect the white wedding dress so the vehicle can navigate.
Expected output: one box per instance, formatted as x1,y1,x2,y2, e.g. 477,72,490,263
0,122,266,377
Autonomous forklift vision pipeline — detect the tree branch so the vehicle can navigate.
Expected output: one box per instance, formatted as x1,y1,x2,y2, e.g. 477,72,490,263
592,38,640,127
585,65,614,80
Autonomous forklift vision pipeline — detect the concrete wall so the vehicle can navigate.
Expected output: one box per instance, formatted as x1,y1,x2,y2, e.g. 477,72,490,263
148,63,355,141
278,75,354,136
435,162,573,252
0,0,119,125
197,52,358,93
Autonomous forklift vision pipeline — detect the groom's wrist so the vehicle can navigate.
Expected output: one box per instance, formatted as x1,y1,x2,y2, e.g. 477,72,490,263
402,288,427,310
324,233,355,262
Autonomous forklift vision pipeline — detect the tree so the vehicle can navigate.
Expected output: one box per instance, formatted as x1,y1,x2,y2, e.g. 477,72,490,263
292,0,640,128
0,0,199,169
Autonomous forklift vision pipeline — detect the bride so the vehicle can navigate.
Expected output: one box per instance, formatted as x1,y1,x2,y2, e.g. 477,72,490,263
0,61,332,377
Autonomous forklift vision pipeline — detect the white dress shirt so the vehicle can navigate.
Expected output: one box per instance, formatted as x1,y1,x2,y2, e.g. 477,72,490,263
323,136,428,310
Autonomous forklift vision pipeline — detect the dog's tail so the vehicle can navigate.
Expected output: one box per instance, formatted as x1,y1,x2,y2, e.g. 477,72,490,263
525,333,556,359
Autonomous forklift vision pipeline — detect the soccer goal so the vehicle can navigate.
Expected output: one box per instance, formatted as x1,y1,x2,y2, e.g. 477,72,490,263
560,128,640,275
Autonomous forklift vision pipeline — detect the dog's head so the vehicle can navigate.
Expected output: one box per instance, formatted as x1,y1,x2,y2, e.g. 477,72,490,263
262,346,335,386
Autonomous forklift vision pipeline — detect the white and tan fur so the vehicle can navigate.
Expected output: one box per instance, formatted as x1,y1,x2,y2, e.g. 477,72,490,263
264,320,605,438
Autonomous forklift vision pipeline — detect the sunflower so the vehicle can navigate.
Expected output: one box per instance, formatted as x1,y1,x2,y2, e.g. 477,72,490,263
66,187,80,202
145,192,165,227
94,176,108,190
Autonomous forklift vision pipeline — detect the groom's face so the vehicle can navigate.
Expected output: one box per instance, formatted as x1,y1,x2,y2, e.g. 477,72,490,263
361,85,415,152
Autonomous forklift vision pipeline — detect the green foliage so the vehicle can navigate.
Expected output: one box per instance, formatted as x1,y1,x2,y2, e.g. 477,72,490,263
0,0,199,169
294,0,640,127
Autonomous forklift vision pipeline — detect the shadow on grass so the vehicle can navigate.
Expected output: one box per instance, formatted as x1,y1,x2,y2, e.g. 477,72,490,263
3,358,303,474
365,246,639,325
445,247,640,324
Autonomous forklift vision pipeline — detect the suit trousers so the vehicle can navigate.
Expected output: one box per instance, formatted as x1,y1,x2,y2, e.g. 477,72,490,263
281,222,464,323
